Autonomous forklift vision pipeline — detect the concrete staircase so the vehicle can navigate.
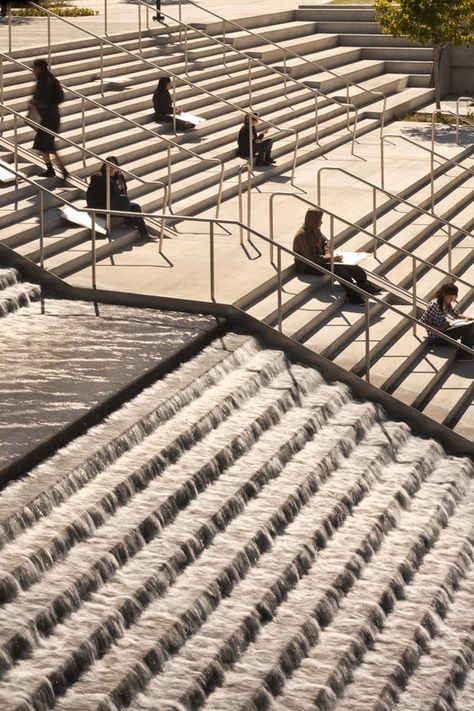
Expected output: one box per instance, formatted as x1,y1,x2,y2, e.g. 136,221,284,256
0,8,436,277
237,150,474,440
0,332,472,710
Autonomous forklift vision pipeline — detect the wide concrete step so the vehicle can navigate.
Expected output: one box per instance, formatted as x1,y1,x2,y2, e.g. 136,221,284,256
302,58,385,92
220,20,319,50
331,73,409,103
248,33,339,63
296,7,376,23
274,45,363,78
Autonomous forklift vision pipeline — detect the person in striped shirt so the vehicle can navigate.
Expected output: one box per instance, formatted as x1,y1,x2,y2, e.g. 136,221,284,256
419,283,474,361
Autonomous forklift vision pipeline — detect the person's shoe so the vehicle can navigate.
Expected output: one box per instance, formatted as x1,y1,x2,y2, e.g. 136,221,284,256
56,167,70,187
347,292,365,305
365,282,383,295
152,14,165,21
267,158,277,164
40,165,56,178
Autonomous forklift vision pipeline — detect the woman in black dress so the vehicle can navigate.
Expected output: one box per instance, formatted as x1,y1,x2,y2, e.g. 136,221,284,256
152,76,193,130
30,58,68,182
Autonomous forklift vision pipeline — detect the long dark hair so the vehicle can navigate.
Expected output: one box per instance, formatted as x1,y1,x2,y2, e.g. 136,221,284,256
436,282,458,307
100,155,119,177
33,58,52,78
156,76,171,93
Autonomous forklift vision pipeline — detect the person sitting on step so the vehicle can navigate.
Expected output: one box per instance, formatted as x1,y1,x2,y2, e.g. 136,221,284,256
293,208,382,304
86,156,150,240
419,283,474,361
152,76,194,130
237,113,276,166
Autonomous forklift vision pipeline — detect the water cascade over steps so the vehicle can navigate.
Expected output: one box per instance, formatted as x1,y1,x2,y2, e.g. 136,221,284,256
0,268,41,318
0,333,472,711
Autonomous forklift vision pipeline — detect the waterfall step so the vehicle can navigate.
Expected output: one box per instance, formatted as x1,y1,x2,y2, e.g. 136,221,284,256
0,331,471,710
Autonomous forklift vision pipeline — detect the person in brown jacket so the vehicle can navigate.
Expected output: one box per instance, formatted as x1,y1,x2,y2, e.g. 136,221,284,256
293,208,381,304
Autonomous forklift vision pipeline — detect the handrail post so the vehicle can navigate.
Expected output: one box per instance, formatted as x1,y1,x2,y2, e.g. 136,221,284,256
291,131,297,187
178,0,182,42
283,50,287,100
146,1,149,30
372,186,377,258
238,167,244,246
100,40,104,96
172,80,177,134
247,117,253,242
248,58,252,107
184,27,188,74
81,97,86,166
8,6,12,53
47,14,51,65
138,1,142,53
412,256,417,337
13,113,19,209
315,95,319,144
269,195,274,264
351,108,357,155
346,84,350,128
209,221,215,301
277,246,282,333
365,297,370,383
158,186,166,254
380,136,385,190
104,0,108,36
430,139,435,213
448,224,452,275
0,57,4,125
167,144,172,209
222,25,226,66
329,214,335,292
90,212,97,290
39,189,45,271
106,163,111,238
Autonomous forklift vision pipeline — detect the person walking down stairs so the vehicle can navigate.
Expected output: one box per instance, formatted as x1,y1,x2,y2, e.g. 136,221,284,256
29,58,69,185
237,114,276,166
0,2,11,21
293,208,382,304
420,283,474,361
86,156,150,240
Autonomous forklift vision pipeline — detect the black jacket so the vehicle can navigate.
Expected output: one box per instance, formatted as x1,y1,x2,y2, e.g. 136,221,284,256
86,171,128,210
153,87,172,116
237,124,260,157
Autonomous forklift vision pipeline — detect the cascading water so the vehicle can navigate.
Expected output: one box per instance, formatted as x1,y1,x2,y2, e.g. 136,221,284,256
0,332,472,711
0,268,41,318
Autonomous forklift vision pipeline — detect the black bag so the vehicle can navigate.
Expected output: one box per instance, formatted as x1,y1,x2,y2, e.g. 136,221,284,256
51,77,65,105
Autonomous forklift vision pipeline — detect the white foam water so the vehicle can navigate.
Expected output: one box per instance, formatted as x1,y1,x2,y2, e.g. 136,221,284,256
0,334,471,711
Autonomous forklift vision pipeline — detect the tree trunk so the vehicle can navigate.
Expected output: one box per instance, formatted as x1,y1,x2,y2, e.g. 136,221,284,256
433,45,442,111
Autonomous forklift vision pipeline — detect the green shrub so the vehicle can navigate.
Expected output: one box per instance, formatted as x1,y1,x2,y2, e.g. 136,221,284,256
13,1,98,16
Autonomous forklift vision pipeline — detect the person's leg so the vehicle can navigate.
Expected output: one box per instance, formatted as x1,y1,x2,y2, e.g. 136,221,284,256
153,0,164,21
332,264,364,303
128,202,149,237
40,151,55,177
52,150,68,181
262,138,274,162
444,322,474,359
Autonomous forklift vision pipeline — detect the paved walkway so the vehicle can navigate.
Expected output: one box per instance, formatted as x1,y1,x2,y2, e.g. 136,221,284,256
0,0,313,52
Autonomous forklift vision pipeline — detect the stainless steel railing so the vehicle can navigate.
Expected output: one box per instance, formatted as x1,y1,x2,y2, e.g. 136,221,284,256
173,0,387,136
2,160,472,380
134,1,360,154
0,102,167,242
317,165,474,274
431,109,474,150
269,191,473,338
0,52,225,216
19,1,299,185
381,130,474,212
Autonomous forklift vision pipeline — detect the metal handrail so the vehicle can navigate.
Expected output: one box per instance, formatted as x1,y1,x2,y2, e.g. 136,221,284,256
0,54,224,217
380,132,474,214
135,1,360,154
3,160,472,380
173,0,387,136
456,96,473,130
268,191,473,339
431,109,474,149
317,165,474,275
0,102,169,241
21,1,299,187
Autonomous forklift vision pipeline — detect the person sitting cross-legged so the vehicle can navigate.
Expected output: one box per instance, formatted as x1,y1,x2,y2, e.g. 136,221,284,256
237,114,276,166
86,156,150,240
419,283,474,361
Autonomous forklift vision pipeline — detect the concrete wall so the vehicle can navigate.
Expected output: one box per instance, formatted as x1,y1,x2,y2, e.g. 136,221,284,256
444,44,474,95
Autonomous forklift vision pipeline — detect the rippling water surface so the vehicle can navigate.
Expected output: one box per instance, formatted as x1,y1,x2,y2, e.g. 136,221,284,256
0,295,216,469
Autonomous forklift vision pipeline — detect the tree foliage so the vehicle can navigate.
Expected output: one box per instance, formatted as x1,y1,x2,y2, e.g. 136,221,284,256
374,0,474,48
